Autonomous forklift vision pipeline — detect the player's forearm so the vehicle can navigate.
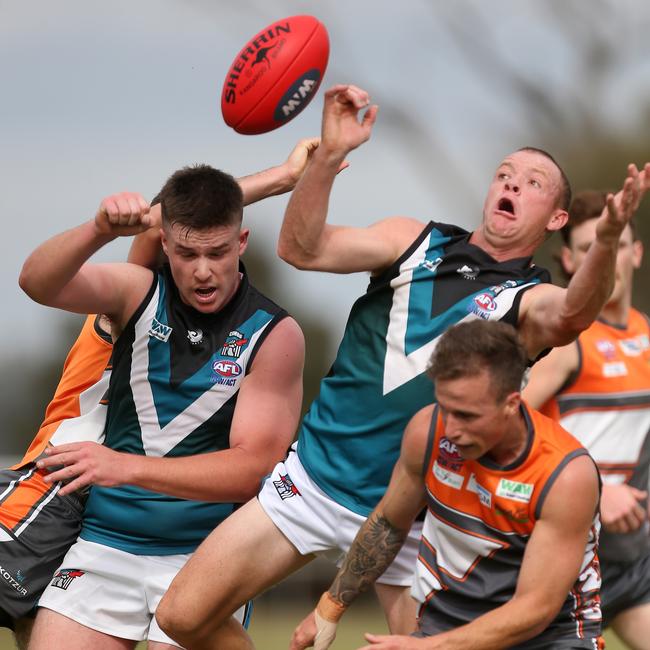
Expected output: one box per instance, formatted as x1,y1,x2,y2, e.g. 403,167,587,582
424,595,556,649
556,237,617,337
19,220,114,304
238,164,296,206
327,510,409,610
277,149,339,269
120,447,273,502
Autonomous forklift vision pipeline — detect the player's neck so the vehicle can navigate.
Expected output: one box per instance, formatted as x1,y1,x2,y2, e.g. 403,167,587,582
469,229,536,262
488,413,528,467
600,294,633,328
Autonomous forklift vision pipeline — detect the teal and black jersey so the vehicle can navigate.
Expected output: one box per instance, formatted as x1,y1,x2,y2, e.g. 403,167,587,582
81,263,287,555
297,222,551,516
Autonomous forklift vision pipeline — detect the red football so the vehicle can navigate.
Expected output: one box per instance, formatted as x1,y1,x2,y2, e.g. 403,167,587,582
221,15,329,135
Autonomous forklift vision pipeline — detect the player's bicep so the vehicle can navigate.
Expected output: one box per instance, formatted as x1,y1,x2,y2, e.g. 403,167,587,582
49,263,151,324
522,342,579,409
229,317,305,461
514,455,599,610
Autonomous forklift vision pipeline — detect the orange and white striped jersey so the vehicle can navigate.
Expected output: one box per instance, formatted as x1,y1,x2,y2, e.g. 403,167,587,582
415,404,601,648
13,315,113,469
541,309,650,561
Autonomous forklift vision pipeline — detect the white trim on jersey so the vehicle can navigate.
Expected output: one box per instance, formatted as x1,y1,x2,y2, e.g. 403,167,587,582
560,408,650,470
382,232,538,395
131,287,271,458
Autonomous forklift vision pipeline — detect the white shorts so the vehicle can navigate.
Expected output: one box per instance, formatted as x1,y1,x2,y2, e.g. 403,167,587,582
258,449,422,587
38,538,251,646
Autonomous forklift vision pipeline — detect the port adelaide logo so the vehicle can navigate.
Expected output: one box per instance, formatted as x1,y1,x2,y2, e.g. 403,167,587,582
273,473,301,500
51,568,85,591
221,330,249,359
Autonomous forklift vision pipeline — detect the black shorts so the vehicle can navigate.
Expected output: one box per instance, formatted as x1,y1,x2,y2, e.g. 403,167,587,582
0,465,85,627
601,550,650,626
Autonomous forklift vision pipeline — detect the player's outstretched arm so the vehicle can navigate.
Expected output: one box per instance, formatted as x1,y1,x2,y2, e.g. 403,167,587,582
518,162,650,358
40,317,305,501
360,454,600,650
19,192,155,321
522,342,579,409
278,85,424,275
290,407,431,650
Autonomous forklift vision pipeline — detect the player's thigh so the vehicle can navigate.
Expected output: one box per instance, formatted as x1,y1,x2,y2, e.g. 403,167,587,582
161,498,313,622
29,608,135,650
611,602,650,650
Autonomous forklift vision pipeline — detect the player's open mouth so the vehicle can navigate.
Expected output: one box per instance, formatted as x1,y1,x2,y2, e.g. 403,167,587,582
497,198,515,216
195,287,217,303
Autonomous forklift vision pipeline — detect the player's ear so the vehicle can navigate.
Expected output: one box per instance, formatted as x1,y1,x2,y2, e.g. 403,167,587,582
160,227,170,256
239,229,250,256
504,392,521,417
632,239,643,270
546,209,569,233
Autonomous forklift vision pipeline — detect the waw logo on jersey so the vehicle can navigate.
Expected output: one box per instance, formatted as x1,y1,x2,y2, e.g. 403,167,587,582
148,318,173,342
496,478,534,503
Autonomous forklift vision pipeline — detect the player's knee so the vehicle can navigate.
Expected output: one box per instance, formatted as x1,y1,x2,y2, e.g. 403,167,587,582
156,593,198,642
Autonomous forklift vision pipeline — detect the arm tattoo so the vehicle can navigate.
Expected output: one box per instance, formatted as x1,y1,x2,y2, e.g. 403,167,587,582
329,511,409,607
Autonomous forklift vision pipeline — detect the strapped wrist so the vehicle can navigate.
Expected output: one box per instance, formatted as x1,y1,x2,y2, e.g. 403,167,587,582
316,591,347,623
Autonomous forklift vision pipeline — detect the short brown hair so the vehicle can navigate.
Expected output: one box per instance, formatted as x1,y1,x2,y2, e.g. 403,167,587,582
427,321,528,402
156,164,243,234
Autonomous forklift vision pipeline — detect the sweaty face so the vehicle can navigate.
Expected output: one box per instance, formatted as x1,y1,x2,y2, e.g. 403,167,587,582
435,370,521,463
161,222,249,314
563,219,641,308
481,150,567,255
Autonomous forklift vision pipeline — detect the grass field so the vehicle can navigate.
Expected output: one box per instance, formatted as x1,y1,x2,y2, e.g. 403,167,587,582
0,602,629,649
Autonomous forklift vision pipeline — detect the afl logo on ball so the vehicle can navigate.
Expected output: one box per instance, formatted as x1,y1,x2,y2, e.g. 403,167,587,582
212,360,242,378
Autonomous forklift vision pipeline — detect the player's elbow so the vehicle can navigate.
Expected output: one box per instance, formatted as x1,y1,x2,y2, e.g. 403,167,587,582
18,262,49,304
277,238,318,270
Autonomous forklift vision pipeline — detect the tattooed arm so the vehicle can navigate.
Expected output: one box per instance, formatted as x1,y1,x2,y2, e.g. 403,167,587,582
289,406,432,650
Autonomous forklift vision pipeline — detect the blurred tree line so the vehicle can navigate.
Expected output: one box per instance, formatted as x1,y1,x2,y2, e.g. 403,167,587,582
3,0,649,458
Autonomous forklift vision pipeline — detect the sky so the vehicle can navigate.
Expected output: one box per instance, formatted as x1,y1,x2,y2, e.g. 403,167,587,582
2,0,649,439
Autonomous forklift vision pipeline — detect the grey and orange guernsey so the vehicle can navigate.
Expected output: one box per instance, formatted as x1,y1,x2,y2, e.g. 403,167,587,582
297,222,550,517
542,309,650,564
414,404,602,649
81,263,287,555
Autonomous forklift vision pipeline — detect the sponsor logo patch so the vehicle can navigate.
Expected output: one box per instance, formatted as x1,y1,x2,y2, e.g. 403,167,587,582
473,293,497,313
495,506,530,523
148,318,172,342
619,336,649,357
273,473,301,500
421,257,443,273
437,437,464,471
456,264,479,280
596,339,617,360
187,328,204,345
51,568,85,591
496,478,534,503
0,565,28,596
433,461,464,490
603,361,628,378
221,330,249,359
466,473,492,508
212,360,242,378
